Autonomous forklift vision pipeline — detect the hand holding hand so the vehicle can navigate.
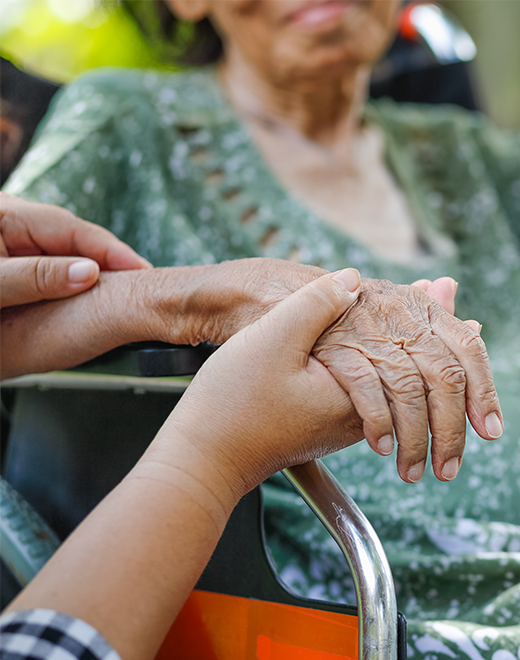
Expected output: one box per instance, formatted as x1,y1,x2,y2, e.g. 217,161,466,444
154,269,363,503
0,193,150,308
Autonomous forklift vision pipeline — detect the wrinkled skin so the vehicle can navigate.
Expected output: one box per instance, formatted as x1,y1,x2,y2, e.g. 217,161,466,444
314,279,501,483
173,258,328,345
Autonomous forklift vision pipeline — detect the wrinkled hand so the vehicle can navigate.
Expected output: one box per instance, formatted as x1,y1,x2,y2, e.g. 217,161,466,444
0,193,150,308
313,277,502,484
182,259,469,344
179,258,328,345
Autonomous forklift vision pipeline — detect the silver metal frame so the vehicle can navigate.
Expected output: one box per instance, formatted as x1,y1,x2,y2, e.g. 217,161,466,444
284,460,397,660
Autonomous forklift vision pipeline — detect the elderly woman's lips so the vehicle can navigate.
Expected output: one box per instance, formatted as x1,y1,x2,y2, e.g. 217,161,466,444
285,1,359,28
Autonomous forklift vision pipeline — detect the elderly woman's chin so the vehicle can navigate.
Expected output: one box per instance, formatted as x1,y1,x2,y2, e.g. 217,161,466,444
270,36,386,86
268,1,399,82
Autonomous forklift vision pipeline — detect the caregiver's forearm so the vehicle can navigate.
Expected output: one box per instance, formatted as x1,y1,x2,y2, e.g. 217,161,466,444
4,425,241,660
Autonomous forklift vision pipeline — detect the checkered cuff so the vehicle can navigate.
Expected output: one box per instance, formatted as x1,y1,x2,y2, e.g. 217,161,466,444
0,609,122,660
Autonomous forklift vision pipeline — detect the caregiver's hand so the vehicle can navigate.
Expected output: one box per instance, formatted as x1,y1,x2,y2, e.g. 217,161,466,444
313,278,503,485
0,193,150,308
151,268,363,501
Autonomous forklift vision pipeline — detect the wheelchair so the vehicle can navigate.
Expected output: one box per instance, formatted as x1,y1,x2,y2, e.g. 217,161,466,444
1,342,407,659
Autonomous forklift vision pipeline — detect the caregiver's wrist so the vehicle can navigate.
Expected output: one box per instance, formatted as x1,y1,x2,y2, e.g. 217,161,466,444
141,424,247,525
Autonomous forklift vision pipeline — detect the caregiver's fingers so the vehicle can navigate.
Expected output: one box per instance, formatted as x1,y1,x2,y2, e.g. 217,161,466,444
411,277,457,315
66,221,152,271
257,268,361,358
430,306,502,441
323,347,394,456
0,256,99,308
424,277,457,316
411,279,431,292
405,333,467,481
0,193,150,271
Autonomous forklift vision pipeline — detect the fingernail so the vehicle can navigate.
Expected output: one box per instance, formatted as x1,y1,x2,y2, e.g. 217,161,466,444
378,435,394,455
453,280,459,295
485,412,503,438
331,268,360,292
138,256,153,268
68,260,98,283
407,461,425,483
441,457,460,481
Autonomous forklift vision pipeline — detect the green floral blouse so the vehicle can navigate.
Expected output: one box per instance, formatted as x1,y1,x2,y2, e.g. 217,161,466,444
5,67,520,659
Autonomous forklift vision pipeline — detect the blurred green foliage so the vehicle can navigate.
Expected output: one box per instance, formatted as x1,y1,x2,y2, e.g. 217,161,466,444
2,0,519,128
0,0,182,82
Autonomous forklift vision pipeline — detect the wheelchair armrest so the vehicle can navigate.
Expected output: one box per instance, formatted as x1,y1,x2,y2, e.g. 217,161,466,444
70,342,219,378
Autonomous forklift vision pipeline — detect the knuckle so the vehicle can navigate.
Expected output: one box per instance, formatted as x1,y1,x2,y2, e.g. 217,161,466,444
434,359,466,393
366,408,392,427
387,371,424,400
348,363,379,388
459,328,487,356
431,431,466,452
396,422,428,445
35,258,58,296
475,384,499,407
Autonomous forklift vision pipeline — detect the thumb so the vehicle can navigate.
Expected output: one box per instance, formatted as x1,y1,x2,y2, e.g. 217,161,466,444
254,268,361,356
0,256,100,308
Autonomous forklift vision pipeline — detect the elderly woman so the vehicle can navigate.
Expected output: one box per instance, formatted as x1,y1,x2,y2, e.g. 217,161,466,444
3,0,520,656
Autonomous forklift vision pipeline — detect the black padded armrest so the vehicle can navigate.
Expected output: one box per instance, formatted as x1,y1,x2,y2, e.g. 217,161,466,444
72,342,218,378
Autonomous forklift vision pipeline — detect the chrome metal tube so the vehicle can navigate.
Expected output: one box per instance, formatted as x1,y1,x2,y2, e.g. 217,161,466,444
283,459,397,660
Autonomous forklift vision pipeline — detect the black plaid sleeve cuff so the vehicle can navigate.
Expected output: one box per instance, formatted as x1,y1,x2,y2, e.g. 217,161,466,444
0,609,122,660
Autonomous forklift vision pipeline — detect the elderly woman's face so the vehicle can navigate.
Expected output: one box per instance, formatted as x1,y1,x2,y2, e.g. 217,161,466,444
170,0,401,82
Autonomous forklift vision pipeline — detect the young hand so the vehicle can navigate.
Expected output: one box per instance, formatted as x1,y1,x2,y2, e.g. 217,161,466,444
0,193,150,308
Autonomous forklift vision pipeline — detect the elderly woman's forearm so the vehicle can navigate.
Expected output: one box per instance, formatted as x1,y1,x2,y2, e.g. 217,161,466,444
1,261,318,379
0,267,207,379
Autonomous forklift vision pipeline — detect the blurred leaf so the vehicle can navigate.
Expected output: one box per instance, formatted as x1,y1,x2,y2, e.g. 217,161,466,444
1,0,180,83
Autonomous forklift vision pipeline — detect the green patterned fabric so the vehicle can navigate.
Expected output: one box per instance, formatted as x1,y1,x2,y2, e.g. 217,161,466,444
5,67,520,658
